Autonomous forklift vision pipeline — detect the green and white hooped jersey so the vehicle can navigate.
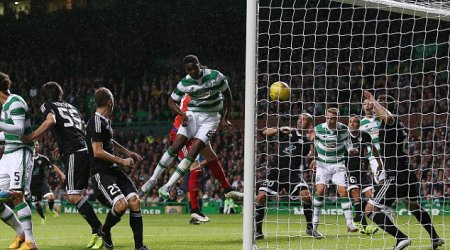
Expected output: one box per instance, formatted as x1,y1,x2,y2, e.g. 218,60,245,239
314,122,349,164
0,94,33,153
360,116,382,158
170,69,229,112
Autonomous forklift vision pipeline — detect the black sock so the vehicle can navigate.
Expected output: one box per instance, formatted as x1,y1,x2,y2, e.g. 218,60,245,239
412,207,439,239
255,204,266,234
103,208,124,232
198,198,203,210
360,201,368,227
48,200,55,211
130,210,143,249
353,201,368,228
35,204,45,219
76,197,102,234
303,203,313,230
369,211,407,239
353,201,363,224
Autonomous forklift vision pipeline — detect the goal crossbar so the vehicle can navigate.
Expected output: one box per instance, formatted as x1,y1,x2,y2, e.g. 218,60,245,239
332,0,450,21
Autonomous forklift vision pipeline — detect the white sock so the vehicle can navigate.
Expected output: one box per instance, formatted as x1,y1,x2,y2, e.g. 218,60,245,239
16,202,35,243
341,198,354,228
150,149,176,181
165,157,194,188
313,197,324,230
0,203,24,236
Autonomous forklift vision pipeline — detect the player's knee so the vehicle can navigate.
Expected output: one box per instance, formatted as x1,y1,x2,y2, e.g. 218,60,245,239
350,195,361,204
127,195,141,210
255,193,266,205
113,199,128,214
337,187,349,197
364,202,376,216
300,190,311,204
67,194,82,204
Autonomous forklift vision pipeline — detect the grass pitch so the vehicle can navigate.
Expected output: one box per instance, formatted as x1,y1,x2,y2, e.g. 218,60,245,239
0,212,448,249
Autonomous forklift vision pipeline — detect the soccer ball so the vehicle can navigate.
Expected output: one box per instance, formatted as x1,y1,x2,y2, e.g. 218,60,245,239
269,81,290,101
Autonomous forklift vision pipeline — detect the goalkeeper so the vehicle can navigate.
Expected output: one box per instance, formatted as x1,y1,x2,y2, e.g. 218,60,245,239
255,113,315,240
363,91,444,250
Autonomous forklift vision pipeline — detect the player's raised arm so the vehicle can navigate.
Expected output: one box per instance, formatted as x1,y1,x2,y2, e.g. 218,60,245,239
370,143,383,175
363,90,395,125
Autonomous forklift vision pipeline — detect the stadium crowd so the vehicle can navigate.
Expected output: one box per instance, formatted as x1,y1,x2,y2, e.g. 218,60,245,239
0,4,448,207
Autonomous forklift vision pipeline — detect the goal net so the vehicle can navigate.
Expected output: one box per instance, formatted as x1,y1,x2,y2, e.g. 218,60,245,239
244,0,450,249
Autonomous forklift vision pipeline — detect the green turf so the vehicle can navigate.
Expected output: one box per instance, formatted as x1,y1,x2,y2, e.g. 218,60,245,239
0,213,448,249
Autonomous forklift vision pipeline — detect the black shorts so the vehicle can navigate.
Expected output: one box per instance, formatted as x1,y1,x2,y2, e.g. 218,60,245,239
63,149,91,195
257,175,309,198
369,172,419,208
29,181,52,202
347,169,374,193
92,169,137,208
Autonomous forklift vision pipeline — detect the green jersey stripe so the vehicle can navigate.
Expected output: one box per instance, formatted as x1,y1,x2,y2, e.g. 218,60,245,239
188,99,222,109
10,108,25,116
181,78,197,86
2,96,25,111
316,146,346,157
201,70,218,83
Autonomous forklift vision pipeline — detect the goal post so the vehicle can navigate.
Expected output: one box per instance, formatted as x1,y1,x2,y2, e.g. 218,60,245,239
244,0,449,249
243,0,257,249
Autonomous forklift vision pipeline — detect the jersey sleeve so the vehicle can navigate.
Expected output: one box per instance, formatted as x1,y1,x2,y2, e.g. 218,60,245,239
170,82,186,102
0,101,26,135
42,156,52,169
88,116,104,143
40,102,56,117
9,101,26,119
218,72,230,92
278,130,290,141
383,116,407,142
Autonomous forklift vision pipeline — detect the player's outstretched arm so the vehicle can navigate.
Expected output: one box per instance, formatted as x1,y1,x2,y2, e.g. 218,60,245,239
363,90,394,125
112,139,143,162
21,112,56,143
262,127,292,137
91,141,134,168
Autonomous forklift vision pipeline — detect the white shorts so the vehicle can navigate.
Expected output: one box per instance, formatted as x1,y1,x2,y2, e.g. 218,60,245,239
0,148,33,193
177,111,221,144
369,158,385,183
315,161,348,187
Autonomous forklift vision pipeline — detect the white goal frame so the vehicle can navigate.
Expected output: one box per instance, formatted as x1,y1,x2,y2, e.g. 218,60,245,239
243,0,449,249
